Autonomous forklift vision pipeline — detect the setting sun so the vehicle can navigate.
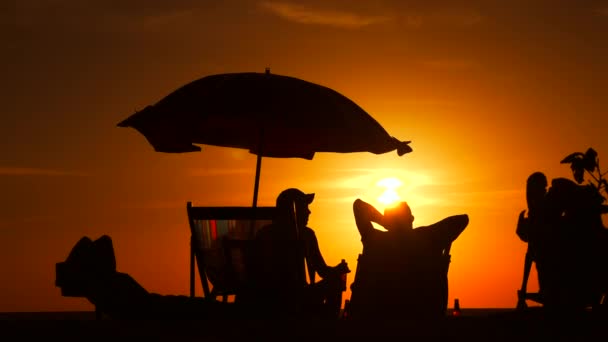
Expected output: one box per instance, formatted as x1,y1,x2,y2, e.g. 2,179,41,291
376,177,403,206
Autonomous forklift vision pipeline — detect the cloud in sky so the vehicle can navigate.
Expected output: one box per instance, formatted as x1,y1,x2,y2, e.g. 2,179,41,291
0,215,60,230
326,167,434,190
304,167,440,207
134,9,197,31
6,1,485,34
0,167,86,176
401,8,483,28
303,166,521,214
259,1,391,29
259,1,483,30
7,1,203,33
185,167,254,177
420,59,478,70
117,200,187,210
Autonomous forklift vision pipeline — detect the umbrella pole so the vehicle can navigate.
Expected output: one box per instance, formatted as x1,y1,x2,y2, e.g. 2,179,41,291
249,153,262,239
252,125,265,209
250,122,265,238
252,153,262,209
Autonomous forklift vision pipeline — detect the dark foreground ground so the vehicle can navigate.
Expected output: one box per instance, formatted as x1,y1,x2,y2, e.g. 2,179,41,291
1,308,607,341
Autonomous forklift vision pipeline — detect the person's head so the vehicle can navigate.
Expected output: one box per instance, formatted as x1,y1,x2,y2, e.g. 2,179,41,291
275,188,314,229
526,172,548,210
383,201,414,232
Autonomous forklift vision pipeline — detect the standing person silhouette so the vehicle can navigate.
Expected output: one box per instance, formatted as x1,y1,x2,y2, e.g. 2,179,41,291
350,199,468,319
253,188,350,318
516,171,549,309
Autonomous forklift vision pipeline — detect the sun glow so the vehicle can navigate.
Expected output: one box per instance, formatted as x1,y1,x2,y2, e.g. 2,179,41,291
376,177,403,206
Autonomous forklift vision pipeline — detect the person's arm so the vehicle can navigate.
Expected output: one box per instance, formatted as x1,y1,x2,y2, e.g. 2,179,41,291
303,228,331,279
353,199,385,241
516,210,530,243
421,214,469,247
302,228,351,281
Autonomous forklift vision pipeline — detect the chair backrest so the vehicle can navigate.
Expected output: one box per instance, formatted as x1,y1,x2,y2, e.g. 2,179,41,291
186,202,275,301
348,243,453,319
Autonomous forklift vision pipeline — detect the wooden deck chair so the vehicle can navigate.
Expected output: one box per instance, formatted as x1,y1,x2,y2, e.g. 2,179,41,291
186,202,275,303
347,242,453,319
440,243,452,314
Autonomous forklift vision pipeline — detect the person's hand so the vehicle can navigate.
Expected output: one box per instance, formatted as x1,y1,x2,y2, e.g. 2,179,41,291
354,199,384,224
519,210,527,219
335,259,351,274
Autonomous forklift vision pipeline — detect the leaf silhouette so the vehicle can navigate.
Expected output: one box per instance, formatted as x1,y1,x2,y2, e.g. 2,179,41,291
573,169,585,184
560,152,584,164
583,147,598,172
571,159,585,183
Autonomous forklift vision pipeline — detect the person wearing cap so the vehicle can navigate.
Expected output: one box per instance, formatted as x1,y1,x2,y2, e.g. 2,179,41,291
253,188,350,318
349,198,468,319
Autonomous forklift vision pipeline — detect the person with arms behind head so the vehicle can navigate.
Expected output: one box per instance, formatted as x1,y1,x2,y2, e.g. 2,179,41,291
349,198,468,319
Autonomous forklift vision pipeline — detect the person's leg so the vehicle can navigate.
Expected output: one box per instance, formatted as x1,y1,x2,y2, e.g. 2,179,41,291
89,272,150,318
93,271,244,319
92,235,117,276
323,277,343,318
64,236,95,266
59,235,150,317
518,249,533,310
56,236,96,297
304,276,342,318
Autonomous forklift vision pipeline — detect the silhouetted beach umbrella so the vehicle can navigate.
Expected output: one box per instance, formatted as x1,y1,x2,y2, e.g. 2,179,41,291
117,69,412,207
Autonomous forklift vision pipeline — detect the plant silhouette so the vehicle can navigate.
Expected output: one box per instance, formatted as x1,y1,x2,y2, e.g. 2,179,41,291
560,147,608,207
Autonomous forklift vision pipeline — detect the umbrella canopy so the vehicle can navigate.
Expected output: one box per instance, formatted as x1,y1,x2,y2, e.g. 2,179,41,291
117,70,412,206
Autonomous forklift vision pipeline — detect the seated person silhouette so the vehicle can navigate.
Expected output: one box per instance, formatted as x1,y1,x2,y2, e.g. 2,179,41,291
252,188,350,318
349,199,468,319
56,235,238,319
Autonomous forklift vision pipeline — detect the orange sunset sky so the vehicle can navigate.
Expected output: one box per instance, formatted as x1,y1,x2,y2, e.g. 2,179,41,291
1,1,607,312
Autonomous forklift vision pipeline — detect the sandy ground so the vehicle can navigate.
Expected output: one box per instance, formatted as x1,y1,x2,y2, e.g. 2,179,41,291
1,308,607,341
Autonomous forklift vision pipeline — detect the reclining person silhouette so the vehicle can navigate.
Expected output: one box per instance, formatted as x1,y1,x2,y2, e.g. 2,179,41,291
252,188,351,319
349,199,469,320
56,235,238,319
